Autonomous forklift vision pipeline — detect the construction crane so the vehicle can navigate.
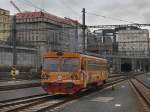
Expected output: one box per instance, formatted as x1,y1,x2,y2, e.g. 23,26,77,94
10,0,22,13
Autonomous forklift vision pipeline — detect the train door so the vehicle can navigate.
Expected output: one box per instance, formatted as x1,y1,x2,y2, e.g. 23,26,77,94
80,58,88,88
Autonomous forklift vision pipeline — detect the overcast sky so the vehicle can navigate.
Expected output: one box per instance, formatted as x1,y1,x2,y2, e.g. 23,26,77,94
1,0,150,26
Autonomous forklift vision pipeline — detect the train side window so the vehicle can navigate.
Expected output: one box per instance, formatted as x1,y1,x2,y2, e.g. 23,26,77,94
87,60,105,71
87,60,95,71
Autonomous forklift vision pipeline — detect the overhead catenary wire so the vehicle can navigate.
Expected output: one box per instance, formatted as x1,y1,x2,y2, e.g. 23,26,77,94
18,0,80,16
21,0,44,11
57,0,81,21
87,12,139,25
15,1,141,27
17,0,47,13
59,0,80,16
16,0,35,10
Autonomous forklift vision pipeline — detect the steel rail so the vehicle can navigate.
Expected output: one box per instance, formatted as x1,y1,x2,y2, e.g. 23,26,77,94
0,77,127,112
35,77,128,112
36,73,145,112
0,93,47,104
1,73,144,112
129,79,150,109
134,77,150,89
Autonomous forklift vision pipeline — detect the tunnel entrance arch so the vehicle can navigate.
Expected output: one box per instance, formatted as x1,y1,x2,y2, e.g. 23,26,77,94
121,63,132,72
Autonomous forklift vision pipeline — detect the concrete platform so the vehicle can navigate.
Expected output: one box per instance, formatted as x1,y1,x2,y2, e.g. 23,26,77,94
54,81,142,112
0,79,40,87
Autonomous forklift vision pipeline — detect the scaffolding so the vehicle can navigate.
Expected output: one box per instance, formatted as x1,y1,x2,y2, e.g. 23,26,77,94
14,11,82,52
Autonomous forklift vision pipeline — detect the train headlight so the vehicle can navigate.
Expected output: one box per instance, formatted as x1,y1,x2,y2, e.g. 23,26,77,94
41,73,48,80
57,75,62,81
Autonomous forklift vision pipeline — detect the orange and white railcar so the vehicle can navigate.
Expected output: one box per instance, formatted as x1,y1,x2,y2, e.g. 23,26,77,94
41,52,108,95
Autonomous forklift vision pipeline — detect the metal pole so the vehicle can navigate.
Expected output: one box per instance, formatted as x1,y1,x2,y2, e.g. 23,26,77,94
113,31,117,55
82,8,86,53
12,15,17,66
148,33,150,56
75,21,78,52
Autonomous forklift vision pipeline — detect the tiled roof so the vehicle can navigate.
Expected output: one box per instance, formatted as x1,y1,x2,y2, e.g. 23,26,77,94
16,11,80,25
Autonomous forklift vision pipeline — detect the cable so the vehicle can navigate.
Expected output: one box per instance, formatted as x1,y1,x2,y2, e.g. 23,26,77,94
23,0,44,11
59,0,79,15
58,0,81,18
17,0,44,11
87,12,139,24
16,0,34,9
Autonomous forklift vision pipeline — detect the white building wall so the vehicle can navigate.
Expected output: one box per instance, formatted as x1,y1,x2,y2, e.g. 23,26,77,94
116,29,149,56
0,47,37,66
0,51,13,65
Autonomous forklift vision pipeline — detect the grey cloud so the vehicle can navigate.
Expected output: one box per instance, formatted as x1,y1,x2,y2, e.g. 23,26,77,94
132,0,150,10
1,0,150,25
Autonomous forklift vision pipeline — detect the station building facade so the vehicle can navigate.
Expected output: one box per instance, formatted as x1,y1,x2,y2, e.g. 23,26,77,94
0,8,10,42
116,29,149,56
87,27,150,73
87,29,114,55
0,45,37,67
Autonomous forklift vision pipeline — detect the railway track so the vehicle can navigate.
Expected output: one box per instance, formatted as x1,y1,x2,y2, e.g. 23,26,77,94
134,78,150,89
0,93,48,104
0,73,144,112
129,78,150,112
0,76,128,112
0,93,51,112
0,83,41,91
108,72,144,78
0,72,143,91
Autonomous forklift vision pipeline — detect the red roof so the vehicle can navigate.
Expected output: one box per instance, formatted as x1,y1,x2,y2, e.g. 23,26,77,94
16,11,80,25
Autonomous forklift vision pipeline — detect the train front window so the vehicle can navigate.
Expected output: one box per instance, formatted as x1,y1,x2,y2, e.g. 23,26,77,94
62,58,80,71
43,58,59,71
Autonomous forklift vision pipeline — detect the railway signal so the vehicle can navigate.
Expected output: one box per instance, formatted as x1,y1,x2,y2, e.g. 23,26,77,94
11,65,16,80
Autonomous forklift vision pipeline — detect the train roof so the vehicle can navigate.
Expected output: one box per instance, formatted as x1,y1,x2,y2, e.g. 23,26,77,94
42,51,107,61
42,51,80,58
81,54,107,61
